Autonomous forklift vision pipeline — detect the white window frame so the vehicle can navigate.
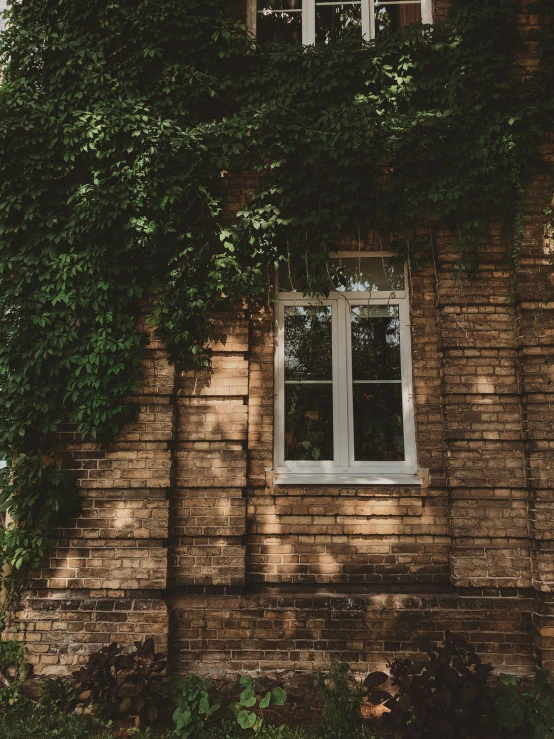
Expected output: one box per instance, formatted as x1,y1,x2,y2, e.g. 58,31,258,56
273,251,419,486
248,0,433,44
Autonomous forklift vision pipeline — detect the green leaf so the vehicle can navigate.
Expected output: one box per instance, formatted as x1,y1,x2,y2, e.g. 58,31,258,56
270,687,287,706
237,710,257,729
259,691,271,709
240,687,257,708
494,692,524,731
499,673,518,686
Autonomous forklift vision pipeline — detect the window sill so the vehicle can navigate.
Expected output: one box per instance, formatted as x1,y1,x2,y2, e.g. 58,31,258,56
274,472,422,486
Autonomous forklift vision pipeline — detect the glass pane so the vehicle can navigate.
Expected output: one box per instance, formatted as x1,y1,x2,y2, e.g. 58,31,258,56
278,257,404,293
329,257,404,291
351,305,400,380
257,0,302,43
353,384,404,461
315,3,362,43
285,383,334,460
258,0,302,8
375,2,422,35
284,306,332,381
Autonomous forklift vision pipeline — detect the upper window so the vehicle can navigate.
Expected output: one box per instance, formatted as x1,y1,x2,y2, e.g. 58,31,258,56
274,253,418,485
248,0,433,45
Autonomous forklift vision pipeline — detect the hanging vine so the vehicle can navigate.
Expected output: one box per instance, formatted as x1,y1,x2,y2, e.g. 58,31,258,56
0,0,552,608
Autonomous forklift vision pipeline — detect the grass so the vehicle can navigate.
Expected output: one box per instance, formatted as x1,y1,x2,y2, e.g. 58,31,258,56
0,709,114,739
0,708,381,739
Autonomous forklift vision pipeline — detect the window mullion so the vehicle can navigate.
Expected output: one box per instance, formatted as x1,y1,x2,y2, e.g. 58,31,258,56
274,300,285,468
247,0,257,36
421,0,433,25
304,0,315,45
399,298,416,470
368,0,376,39
361,0,371,40
336,300,350,468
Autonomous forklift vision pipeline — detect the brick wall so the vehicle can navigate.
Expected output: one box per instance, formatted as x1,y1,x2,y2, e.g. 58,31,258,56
5,0,554,680
4,320,172,674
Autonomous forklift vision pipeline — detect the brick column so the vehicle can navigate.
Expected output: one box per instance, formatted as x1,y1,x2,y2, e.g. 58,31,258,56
434,233,534,593
514,165,554,667
168,312,249,589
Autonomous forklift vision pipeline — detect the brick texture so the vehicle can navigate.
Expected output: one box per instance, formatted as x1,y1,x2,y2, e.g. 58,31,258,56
5,0,554,680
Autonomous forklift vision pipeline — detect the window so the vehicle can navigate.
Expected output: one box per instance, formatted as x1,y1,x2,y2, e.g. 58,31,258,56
274,253,419,485
248,0,433,44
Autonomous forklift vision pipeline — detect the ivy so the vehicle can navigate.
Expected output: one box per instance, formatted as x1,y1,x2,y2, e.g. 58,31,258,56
0,0,552,606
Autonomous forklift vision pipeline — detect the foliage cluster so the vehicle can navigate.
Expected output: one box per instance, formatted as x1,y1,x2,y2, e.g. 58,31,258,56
73,638,167,726
229,675,287,735
3,633,554,738
314,659,366,738
170,674,221,738
0,639,28,709
36,675,78,714
366,632,554,738
366,631,498,738
70,639,289,736
0,0,552,590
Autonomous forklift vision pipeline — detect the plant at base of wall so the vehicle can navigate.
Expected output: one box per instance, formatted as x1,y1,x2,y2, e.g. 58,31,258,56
230,675,287,735
493,669,554,737
314,660,366,739
170,674,221,738
0,639,30,709
364,631,554,739
72,639,167,727
37,677,79,714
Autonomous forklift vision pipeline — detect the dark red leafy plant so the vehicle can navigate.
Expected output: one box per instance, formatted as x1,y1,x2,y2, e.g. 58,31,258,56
72,638,167,726
366,631,500,739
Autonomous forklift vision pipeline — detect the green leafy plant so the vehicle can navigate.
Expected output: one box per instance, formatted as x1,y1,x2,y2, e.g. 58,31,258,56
314,660,365,738
0,453,80,615
230,676,286,735
0,640,29,709
37,677,78,714
493,668,554,737
170,674,220,738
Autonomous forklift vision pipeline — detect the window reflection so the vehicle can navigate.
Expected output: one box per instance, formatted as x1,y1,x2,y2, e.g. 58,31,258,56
284,306,334,461
278,257,405,293
375,1,422,34
351,305,404,461
315,2,362,44
257,0,303,43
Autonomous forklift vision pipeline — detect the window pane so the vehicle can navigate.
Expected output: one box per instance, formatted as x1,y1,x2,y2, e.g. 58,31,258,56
279,257,404,293
284,306,332,381
285,383,334,460
315,3,362,43
258,0,302,8
257,0,302,43
353,384,404,461
351,305,400,380
284,306,334,461
375,1,422,35
329,257,404,291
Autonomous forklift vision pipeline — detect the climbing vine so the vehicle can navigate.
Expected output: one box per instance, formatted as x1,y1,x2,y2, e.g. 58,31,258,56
0,0,552,604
